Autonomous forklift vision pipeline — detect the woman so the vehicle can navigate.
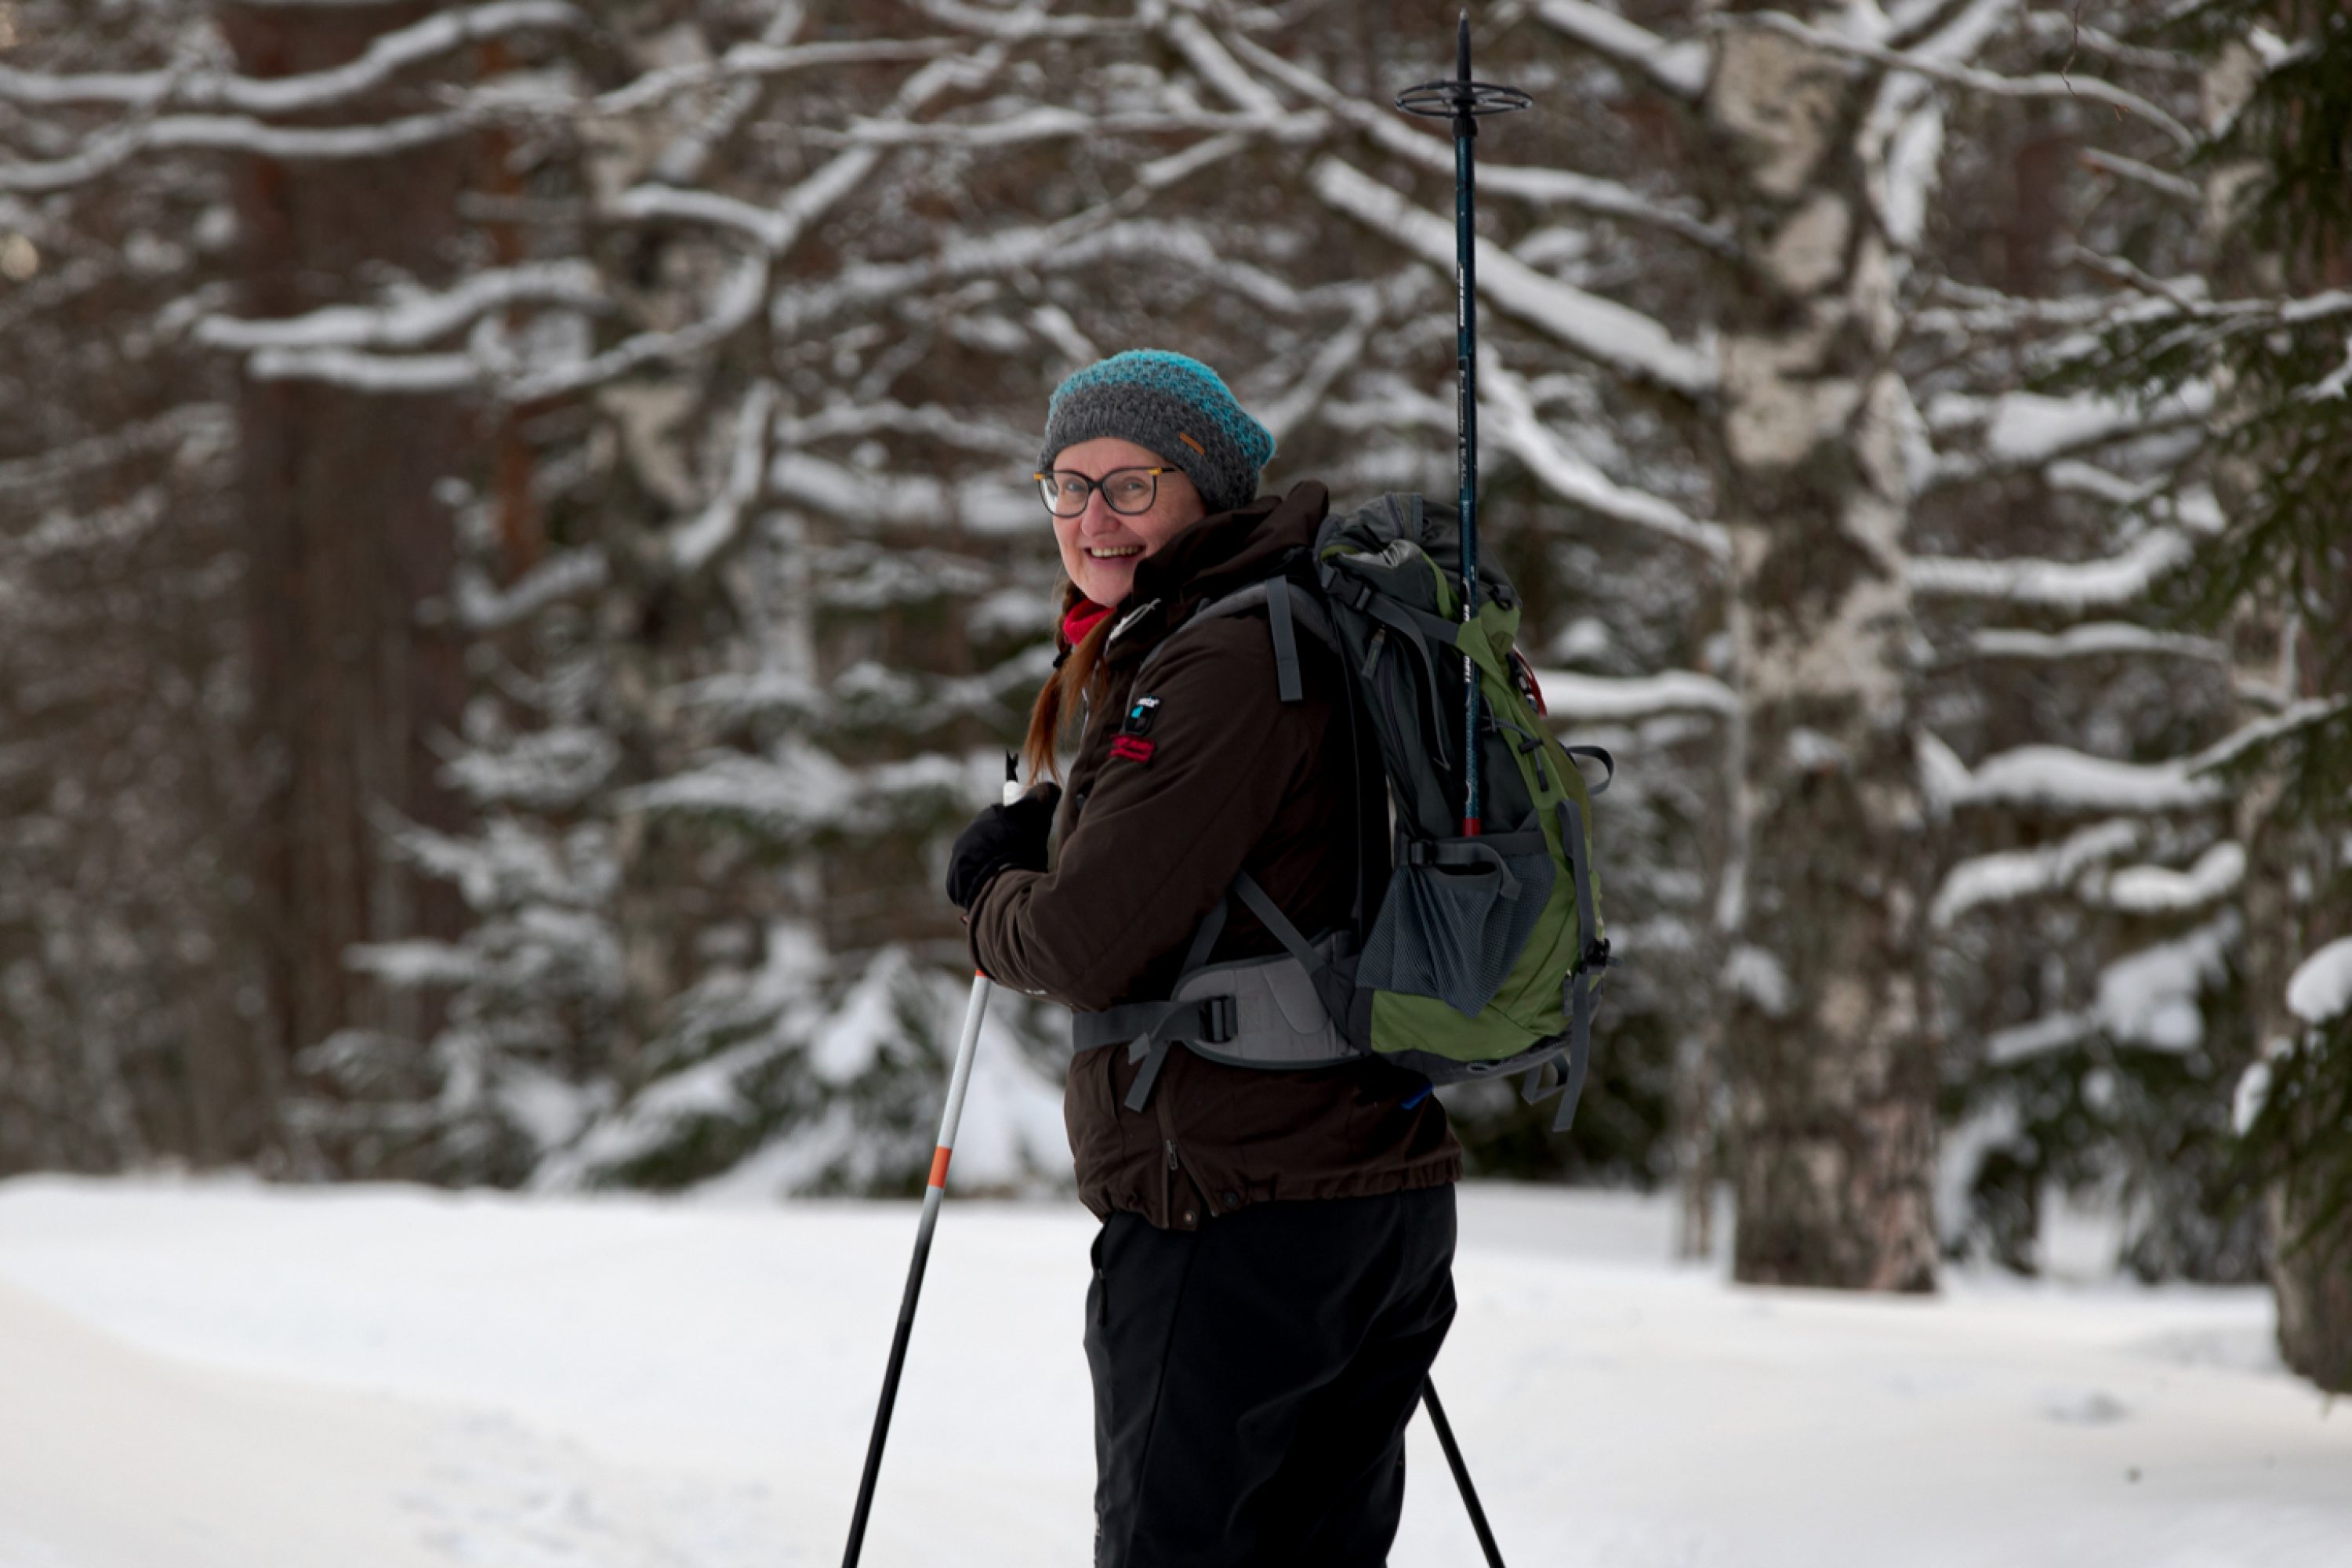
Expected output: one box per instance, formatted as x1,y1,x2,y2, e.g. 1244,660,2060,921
946,350,1461,1567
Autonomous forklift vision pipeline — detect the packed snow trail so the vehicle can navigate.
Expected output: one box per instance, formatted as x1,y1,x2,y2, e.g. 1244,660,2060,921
0,1177,2345,1567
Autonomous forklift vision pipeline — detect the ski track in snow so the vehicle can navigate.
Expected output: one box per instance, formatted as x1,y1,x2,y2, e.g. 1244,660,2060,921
0,1178,2346,1568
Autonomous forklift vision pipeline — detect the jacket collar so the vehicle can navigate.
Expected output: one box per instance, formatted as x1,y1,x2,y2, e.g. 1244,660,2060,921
1104,481,1330,658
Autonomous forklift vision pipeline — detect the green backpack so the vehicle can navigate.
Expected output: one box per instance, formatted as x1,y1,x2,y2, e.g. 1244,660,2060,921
1073,492,1613,1132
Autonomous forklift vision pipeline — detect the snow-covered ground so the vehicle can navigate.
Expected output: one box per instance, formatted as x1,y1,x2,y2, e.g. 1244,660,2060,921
0,1177,2344,1568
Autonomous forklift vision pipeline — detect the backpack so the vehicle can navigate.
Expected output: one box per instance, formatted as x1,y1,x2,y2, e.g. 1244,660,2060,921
1072,492,1614,1133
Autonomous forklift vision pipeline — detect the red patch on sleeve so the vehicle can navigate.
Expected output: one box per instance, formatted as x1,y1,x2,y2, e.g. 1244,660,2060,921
1110,735,1156,764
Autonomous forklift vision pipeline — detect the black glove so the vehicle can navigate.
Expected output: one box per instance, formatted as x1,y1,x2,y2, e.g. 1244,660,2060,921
946,784,1062,911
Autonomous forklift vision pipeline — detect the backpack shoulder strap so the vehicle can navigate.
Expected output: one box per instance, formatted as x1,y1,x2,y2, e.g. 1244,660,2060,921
1132,572,1338,703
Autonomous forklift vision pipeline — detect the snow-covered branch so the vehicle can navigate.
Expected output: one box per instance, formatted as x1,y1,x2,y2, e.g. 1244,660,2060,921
774,211,1312,337
768,451,1036,537
0,1,579,113
1859,0,2013,249
806,105,1321,149
2078,148,2201,204
197,262,603,353
1907,530,2195,612
2099,842,2247,915
1528,668,1740,722
1922,386,2212,483
904,0,1131,41
1911,277,2194,339
682,647,1055,735
0,405,230,496
2093,915,2238,1053
1163,12,1287,118
775,400,1030,459
1960,622,2228,665
240,347,481,393
1931,818,2143,927
1920,733,2228,815
1741,9,2198,151
228,249,751,399
452,547,608,633
1255,281,1393,444
1932,825,2245,928
1482,354,1730,562
0,108,480,191
607,187,790,249
2055,281,2352,339
1982,915,2238,1061
1531,0,1710,98
1311,158,1713,400
617,746,977,847
2186,697,2352,778
671,381,775,574
5,485,169,563
509,255,767,402
2288,938,2352,1027
2021,10,2201,76
590,38,960,118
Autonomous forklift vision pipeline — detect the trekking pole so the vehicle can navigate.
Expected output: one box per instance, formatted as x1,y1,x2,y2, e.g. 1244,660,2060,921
1397,10,1529,839
1422,1380,1508,1568
1397,20,1527,1567
840,755,1025,1568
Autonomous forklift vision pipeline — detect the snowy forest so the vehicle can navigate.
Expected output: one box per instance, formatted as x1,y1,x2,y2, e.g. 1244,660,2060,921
2,0,2347,1401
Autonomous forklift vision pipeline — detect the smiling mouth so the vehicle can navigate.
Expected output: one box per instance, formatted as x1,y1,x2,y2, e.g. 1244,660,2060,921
1087,546,1143,558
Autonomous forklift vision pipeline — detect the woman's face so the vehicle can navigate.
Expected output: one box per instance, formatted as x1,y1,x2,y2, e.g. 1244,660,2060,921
1047,436,1207,608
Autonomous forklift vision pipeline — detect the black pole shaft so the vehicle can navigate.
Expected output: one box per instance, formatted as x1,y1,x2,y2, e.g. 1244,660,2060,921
1424,1378,1508,1568
1451,9,1483,837
842,1185,946,1566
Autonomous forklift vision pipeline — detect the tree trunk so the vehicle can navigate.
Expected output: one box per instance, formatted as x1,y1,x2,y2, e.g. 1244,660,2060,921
219,2,471,1099
2270,1172,2352,1392
1703,19,1940,1292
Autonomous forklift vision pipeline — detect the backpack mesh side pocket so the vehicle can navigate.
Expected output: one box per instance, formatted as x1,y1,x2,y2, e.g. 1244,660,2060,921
1356,831,1554,1018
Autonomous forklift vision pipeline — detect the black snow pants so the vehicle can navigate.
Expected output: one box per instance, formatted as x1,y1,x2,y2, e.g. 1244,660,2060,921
1083,1184,1458,1568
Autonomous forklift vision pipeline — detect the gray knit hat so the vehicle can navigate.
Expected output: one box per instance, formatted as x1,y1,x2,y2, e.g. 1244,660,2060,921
1036,350,1276,516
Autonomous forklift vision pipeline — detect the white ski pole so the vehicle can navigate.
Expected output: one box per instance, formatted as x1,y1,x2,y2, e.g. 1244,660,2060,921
841,755,1024,1568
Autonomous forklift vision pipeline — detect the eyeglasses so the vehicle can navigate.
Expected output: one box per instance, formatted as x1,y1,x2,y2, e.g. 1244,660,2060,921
1035,466,1166,518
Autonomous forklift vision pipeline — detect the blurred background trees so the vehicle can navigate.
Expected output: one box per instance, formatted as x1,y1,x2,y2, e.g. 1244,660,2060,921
0,0,2342,1381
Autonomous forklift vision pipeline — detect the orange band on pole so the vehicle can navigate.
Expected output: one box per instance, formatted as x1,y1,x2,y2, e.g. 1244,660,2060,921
927,1146,953,1189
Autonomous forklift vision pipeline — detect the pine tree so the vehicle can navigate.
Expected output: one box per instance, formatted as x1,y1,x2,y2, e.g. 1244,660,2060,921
2024,0,2350,1384
2166,0,2347,1390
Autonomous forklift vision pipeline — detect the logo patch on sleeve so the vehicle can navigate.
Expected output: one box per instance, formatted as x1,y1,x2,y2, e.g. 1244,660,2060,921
1112,694,1160,762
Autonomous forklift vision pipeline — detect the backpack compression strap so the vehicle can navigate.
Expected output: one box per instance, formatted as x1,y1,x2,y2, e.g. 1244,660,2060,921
1519,794,1611,1132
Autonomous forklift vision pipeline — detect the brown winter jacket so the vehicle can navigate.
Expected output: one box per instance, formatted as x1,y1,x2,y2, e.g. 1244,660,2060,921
968,481,1461,1230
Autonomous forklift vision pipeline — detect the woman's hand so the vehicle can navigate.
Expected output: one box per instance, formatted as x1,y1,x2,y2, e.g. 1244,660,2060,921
946,784,1063,911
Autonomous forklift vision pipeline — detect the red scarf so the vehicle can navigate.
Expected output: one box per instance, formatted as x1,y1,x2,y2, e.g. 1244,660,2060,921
1061,597,1112,649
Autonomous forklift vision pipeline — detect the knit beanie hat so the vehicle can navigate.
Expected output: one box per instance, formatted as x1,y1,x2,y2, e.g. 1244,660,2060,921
1036,350,1276,517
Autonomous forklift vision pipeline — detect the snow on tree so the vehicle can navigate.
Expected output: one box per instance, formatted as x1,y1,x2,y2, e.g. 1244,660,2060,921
2047,0,2352,1390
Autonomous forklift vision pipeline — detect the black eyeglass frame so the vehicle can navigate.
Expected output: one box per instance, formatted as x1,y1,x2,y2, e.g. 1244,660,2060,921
1033,466,1168,518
